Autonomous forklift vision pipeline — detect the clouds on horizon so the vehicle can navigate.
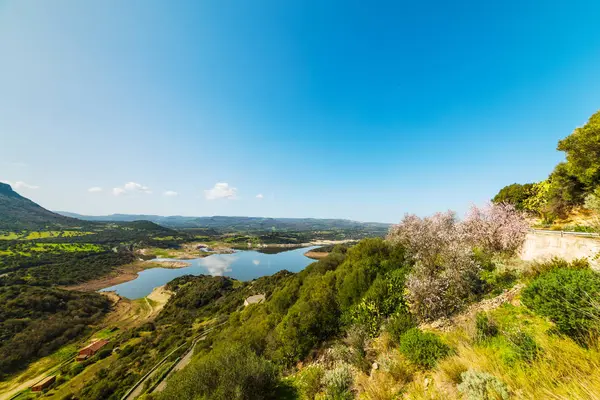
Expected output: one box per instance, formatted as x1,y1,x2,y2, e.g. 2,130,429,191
204,182,237,200
88,187,103,193
1,180,39,190
256,193,264,199
163,190,178,197
113,181,152,196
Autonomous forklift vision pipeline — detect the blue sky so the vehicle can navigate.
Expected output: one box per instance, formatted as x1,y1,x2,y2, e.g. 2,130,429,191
1,0,600,223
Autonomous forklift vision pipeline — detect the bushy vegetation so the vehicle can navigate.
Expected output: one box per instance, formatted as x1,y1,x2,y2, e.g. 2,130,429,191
320,363,354,399
494,109,600,222
0,249,137,286
475,312,498,342
457,370,510,400
492,183,535,211
388,204,527,322
398,328,451,369
156,345,279,400
522,266,600,342
385,311,416,344
0,285,110,377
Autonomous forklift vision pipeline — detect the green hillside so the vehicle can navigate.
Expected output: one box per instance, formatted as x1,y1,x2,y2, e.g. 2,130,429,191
0,183,85,231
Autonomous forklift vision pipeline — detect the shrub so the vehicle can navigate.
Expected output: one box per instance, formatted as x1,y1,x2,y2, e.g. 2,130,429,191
480,268,518,296
295,364,324,400
157,345,279,400
405,249,482,321
345,300,382,338
95,348,112,360
70,362,85,377
507,330,540,362
399,329,450,369
321,363,353,400
458,369,510,400
344,326,369,371
522,267,600,342
386,311,415,344
524,257,589,279
475,312,498,342
376,350,415,384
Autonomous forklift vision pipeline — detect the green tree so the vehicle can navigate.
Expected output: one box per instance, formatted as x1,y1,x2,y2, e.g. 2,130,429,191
557,110,600,189
492,183,534,210
522,180,550,217
157,345,279,400
545,162,586,216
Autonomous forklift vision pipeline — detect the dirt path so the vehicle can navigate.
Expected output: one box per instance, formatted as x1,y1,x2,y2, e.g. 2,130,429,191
153,336,206,393
126,324,225,398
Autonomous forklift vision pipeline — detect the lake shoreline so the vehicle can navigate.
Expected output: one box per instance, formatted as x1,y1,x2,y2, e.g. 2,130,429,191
66,243,336,296
62,260,191,292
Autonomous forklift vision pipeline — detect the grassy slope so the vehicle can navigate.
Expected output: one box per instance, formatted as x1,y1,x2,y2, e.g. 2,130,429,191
287,260,600,400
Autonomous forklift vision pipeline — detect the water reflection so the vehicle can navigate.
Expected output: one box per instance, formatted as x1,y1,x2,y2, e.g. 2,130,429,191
100,246,318,299
200,254,237,276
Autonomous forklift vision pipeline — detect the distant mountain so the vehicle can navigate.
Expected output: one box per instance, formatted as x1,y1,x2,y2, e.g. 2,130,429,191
56,212,391,233
0,183,85,231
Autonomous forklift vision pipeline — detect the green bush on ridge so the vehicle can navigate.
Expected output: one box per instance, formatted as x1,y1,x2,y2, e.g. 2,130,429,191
522,266,600,342
398,328,451,369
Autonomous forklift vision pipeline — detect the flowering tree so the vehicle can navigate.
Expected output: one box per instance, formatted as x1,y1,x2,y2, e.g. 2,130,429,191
462,202,529,255
387,204,528,321
387,211,463,270
387,213,480,321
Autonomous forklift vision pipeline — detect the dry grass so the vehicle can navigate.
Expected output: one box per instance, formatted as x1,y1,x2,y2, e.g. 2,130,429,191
350,300,600,400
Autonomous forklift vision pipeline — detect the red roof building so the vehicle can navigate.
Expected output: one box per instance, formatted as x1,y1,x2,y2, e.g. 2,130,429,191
31,376,55,392
76,339,109,361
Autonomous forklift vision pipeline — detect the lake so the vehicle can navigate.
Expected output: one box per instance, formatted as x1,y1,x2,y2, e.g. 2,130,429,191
100,246,318,299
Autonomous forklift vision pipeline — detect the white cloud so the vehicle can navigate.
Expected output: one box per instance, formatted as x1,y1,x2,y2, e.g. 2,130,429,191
204,182,237,200
252,259,261,265
163,190,178,197
112,181,152,196
14,181,39,190
88,187,103,193
124,182,152,193
256,193,264,199
1,179,39,190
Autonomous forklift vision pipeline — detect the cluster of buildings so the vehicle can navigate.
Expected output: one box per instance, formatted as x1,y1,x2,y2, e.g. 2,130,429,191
31,339,110,392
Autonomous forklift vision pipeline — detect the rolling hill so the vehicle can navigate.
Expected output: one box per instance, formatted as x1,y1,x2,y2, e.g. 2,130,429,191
56,212,392,234
0,183,85,231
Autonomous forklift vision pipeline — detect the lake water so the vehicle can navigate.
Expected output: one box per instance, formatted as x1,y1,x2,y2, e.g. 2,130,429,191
100,246,318,299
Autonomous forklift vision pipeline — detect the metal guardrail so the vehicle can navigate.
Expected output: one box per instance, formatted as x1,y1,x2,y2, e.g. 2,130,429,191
530,229,600,238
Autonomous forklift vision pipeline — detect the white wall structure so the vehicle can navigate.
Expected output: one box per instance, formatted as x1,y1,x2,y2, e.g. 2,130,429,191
520,231,600,270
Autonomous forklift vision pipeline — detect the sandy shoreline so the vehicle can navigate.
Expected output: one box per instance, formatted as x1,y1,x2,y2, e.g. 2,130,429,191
63,260,191,292
304,251,330,260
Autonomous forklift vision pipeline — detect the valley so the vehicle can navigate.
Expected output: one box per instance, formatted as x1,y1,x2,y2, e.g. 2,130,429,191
1,111,600,400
